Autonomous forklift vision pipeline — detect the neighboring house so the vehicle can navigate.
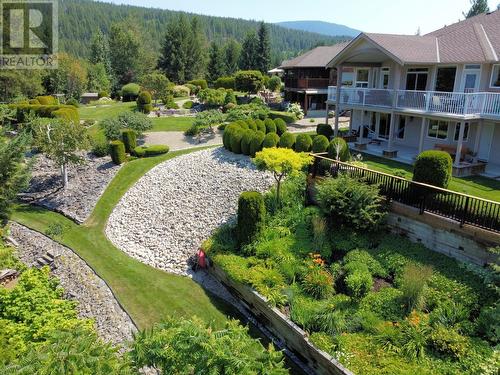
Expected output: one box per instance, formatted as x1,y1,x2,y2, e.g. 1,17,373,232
280,43,348,115
80,93,99,104
324,10,500,177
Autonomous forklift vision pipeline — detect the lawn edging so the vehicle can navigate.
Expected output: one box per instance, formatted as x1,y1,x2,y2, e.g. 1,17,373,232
208,262,353,375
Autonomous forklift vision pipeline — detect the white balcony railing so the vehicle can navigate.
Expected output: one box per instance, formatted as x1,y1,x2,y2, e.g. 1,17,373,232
327,86,500,118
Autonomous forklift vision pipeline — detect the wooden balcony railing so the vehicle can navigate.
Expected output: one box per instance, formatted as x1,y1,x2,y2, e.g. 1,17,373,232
327,86,500,119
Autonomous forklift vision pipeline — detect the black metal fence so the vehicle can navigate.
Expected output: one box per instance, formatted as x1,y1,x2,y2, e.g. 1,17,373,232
310,153,500,233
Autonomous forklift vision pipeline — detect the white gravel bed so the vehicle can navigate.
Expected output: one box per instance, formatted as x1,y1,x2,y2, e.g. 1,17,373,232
106,147,274,275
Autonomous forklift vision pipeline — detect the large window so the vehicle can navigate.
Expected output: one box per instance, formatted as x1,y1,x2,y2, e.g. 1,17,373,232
397,116,406,139
454,122,469,141
490,65,500,88
435,67,457,92
355,68,369,88
427,120,448,140
381,67,390,89
406,68,428,91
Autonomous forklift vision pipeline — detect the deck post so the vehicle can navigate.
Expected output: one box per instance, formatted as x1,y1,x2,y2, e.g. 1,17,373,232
358,110,365,143
418,117,426,154
386,112,396,151
472,120,482,163
334,65,343,137
455,121,466,166
348,109,353,134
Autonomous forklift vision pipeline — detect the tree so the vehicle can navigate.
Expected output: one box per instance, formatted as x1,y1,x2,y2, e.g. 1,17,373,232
90,30,111,75
253,148,312,205
33,118,90,188
256,22,271,73
0,132,31,223
129,316,287,374
239,31,259,70
224,39,242,75
44,53,87,99
0,70,44,102
207,42,225,82
185,17,206,81
140,72,170,104
86,62,111,93
463,0,489,18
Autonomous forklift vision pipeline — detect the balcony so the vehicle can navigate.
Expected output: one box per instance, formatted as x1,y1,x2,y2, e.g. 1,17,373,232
285,78,330,90
327,86,500,119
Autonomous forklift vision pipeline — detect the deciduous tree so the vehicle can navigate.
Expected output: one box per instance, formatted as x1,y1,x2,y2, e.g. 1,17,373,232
140,72,170,104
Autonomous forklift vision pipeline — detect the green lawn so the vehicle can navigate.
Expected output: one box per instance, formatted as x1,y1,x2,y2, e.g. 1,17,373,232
360,153,500,202
11,147,232,330
79,101,137,122
150,116,195,132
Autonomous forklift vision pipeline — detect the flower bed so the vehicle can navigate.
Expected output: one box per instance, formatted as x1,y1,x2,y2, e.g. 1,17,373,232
204,174,499,375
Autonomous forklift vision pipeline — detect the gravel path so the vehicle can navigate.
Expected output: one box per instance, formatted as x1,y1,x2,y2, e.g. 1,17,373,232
9,222,136,346
106,147,274,275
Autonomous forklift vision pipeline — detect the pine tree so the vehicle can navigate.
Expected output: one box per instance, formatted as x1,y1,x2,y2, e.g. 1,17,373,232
239,31,258,70
185,17,206,81
90,30,111,75
158,15,191,83
224,39,241,75
207,42,225,82
256,22,271,73
463,0,489,18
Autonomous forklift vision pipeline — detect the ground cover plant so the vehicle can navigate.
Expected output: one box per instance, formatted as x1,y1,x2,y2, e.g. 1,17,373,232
204,172,500,375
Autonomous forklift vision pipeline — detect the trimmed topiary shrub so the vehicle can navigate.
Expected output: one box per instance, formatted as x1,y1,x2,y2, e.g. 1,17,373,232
246,119,257,131
136,91,153,113
262,132,280,148
241,130,254,156
121,129,137,154
312,135,330,153
295,134,313,152
187,79,208,90
317,123,334,139
237,191,265,247
413,150,453,188
279,132,296,149
133,145,169,157
249,131,266,157
268,111,296,124
98,91,109,99
36,96,57,105
234,70,264,93
215,76,236,90
52,107,79,124
274,118,287,136
255,119,266,133
264,118,277,133
66,98,79,107
230,129,244,154
182,100,194,109
122,83,140,102
328,137,350,161
110,140,126,165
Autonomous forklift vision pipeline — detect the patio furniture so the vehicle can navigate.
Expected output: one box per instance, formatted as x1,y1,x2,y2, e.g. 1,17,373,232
434,143,470,160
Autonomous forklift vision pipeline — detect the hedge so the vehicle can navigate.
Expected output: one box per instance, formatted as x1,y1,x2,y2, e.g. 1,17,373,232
262,132,280,148
241,130,254,156
327,137,350,161
134,145,170,157
268,111,296,124
110,140,126,165
249,131,266,157
230,129,244,154
255,119,266,133
183,100,194,109
121,129,137,154
279,132,296,149
187,79,208,90
317,123,334,139
274,118,287,136
11,104,79,124
215,76,235,90
413,150,452,188
246,119,257,131
237,191,265,247
36,95,57,105
295,134,313,152
264,118,277,134
122,83,141,102
312,135,330,153
136,91,153,114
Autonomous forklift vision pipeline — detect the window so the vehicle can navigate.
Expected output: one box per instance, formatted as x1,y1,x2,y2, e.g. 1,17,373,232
355,68,369,88
381,68,390,89
397,116,406,139
427,120,448,139
406,68,428,91
454,122,469,141
490,65,500,88
435,67,457,92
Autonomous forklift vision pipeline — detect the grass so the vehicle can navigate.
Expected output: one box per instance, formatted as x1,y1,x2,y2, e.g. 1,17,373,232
11,147,233,330
360,153,500,202
150,116,195,132
79,101,137,122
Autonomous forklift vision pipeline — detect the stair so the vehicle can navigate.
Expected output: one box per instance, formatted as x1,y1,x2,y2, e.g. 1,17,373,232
35,251,57,270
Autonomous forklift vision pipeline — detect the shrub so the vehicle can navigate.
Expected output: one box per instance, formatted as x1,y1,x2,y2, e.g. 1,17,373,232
316,123,334,139
264,118,277,133
215,76,235,90
187,79,208,90
240,130,254,156
254,119,266,133
184,83,197,95
66,98,79,107
234,70,264,93
182,100,194,109
301,267,334,299
400,263,433,313
246,119,257,131
136,91,153,113
268,111,296,124
121,129,137,154
117,111,152,136
429,326,469,360
121,83,140,101
230,129,244,154
197,88,227,106
476,302,499,343
278,132,296,149
52,107,80,124
237,191,265,247
316,174,386,230
286,102,304,119
316,309,349,335
134,145,169,157
91,137,109,157
249,131,266,157
311,135,330,153
295,134,313,152
109,140,126,164
224,90,237,106
98,90,109,98
344,249,387,278
172,85,190,97
413,150,452,188
328,137,350,161
360,288,405,321
345,269,373,299
267,75,282,92
262,132,279,148
274,118,287,135
36,95,57,105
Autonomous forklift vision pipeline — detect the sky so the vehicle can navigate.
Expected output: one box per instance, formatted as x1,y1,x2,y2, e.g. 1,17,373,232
106,0,499,35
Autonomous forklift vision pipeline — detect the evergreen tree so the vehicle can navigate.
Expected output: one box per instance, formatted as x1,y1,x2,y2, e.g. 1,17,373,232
463,0,489,18
239,31,258,70
224,39,241,75
158,15,191,83
256,22,271,73
185,17,206,81
90,30,111,74
207,42,225,82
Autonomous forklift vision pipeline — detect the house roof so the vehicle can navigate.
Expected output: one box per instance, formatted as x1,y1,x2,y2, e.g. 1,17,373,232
280,42,350,68
327,10,500,66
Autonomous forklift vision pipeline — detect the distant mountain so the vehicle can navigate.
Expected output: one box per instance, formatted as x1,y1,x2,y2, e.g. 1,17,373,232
276,21,360,38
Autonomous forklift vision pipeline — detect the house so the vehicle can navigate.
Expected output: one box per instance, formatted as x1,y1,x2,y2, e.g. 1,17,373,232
80,92,99,104
280,43,349,116
325,10,500,177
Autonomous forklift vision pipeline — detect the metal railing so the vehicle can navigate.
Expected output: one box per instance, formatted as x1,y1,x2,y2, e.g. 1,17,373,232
310,153,500,233
327,86,500,119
